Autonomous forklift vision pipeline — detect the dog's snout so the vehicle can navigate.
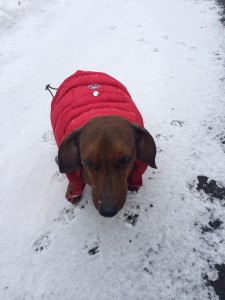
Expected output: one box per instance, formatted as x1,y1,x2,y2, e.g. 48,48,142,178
99,203,118,218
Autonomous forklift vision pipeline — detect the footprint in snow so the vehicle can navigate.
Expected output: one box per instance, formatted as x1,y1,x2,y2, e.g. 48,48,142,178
42,131,56,145
216,133,225,146
54,207,76,225
32,232,52,254
109,25,116,31
170,120,185,127
124,213,139,227
155,133,173,141
84,238,100,256
161,34,169,40
151,47,159,52
51,171,66,183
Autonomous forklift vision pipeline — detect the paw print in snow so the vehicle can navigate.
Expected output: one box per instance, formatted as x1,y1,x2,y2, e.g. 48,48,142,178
32,232,52,254
54,207,76,225
51,171,66,183
170,120,185,127
84,238,101,256
124,213,139,227
42,131,56,145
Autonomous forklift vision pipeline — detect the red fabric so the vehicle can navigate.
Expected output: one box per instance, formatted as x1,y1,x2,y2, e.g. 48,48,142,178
51,70,147,196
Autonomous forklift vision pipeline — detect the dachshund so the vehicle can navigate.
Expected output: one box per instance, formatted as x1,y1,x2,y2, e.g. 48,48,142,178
51,70,157,217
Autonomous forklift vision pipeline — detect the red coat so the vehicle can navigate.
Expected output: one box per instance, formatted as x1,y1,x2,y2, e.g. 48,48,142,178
51,70,147,197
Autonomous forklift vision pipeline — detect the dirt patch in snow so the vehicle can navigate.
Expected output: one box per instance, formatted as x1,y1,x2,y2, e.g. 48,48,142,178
197,176,225,201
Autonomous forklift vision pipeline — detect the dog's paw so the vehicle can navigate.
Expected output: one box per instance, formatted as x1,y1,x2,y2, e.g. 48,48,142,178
128,186,140,193
66,194,82,205
32,232,53,254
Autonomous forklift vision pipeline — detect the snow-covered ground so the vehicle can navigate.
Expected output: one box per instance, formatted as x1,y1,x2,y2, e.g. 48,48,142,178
0,0,225,299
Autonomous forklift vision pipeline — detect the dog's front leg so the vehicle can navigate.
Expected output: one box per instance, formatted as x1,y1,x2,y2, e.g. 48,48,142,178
65,182,82,204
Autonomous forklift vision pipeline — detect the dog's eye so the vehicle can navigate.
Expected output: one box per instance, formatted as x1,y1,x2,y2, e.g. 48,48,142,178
119,156,131,165
82,159,97,170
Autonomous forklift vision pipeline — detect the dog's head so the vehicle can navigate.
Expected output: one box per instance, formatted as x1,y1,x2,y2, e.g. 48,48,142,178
58,116,157,217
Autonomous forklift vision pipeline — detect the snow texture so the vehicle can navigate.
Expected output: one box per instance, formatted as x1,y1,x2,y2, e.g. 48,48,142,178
0,0,225,299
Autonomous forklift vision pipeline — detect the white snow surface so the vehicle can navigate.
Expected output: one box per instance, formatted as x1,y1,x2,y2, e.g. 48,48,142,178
0,0,225,299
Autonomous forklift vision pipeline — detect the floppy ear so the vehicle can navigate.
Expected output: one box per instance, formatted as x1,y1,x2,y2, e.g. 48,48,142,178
58,127,83,173
131,123,157,169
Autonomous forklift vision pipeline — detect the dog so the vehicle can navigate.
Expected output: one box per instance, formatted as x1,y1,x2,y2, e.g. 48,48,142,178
51,70,157,217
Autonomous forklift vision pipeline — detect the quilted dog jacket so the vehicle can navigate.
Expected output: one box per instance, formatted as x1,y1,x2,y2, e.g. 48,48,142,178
51,70,147,197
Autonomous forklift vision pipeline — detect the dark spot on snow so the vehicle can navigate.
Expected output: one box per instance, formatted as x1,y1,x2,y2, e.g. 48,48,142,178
129,240,132,243
109,25,116,31
150,204,153,208
216,0,225,25
209,219,223,230
197,176,225,201
143,267,152,275
79,200,88,210
216,133,225,145
88,246,99,255
170,120,185,127
201,219,223,234
156,134,173,142
206,264,225,300
124,213,139,226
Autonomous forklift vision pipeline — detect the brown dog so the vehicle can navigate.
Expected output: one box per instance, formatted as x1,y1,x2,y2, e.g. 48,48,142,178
58,115,157,217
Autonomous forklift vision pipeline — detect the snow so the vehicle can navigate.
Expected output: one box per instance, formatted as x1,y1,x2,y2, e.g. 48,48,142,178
0,0,225,299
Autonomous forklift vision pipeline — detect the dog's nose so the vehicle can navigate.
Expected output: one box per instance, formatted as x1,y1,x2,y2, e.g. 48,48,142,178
99,204,118,218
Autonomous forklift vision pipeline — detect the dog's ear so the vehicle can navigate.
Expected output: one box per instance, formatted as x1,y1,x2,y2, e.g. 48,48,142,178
58,127,83,173
131,123,157,169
